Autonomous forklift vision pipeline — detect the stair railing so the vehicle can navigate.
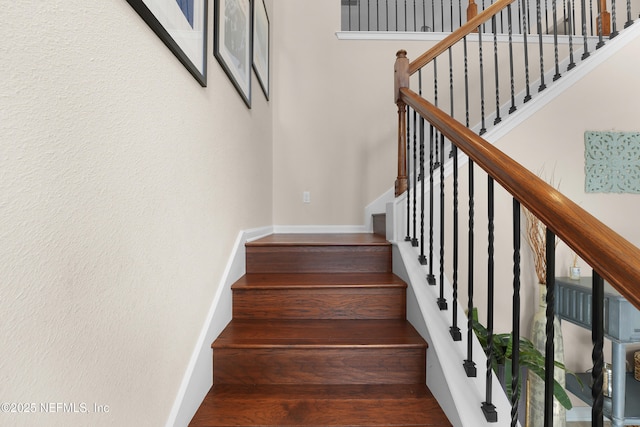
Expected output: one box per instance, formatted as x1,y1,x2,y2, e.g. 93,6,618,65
342,0,637,35
393,1,640,425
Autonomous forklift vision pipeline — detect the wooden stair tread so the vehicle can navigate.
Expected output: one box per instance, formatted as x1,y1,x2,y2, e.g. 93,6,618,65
213,319,427,348
247,233,390,247
232,272,406,289
189,384,452,426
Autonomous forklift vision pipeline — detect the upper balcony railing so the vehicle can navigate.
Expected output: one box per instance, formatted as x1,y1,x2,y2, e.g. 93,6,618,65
342,0,639,35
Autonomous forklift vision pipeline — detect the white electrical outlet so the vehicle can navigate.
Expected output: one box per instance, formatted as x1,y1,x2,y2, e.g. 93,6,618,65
303,191,311,203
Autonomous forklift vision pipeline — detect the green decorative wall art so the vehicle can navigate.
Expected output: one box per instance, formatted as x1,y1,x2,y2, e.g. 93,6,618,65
585,131,640,193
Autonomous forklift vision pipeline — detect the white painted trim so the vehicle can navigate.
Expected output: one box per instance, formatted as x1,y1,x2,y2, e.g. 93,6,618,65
273,224,368,234
165,225,273,427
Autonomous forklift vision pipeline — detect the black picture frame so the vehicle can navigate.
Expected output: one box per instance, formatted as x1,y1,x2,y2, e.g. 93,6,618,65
126,0,208,87
214,0,253,108
252,0,269,100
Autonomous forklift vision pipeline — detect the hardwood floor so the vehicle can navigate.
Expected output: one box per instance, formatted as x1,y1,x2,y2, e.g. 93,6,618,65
189,233,451,426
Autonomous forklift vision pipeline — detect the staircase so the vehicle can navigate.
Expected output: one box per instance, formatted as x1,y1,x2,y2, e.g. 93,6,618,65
189,233,451,426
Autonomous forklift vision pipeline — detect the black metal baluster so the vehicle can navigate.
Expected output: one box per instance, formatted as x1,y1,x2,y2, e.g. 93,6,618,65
428,126,436,286
423,0,427,30
510,198,521,427
412,107,418,247
464,159,477,377
358,0,362,30
537,0,547,91
610,0,618,37
405,0,408,31
592,272,605,427
544,228,556,427
478,26,487,135
581,0,591,59
450,0,454,33
433,59,441,168
596,0,604,48
590,0,594,35
522,0,533,102
405,106,412,243
567,0,576,70
508,4,517,114
449,47,455,120
386,0,389,30
492,15,502,125
376,0,380,30
432,0,436,32
419,70,427,265
482,177,497,422
414,0,417,31
458,0,463,27
396,0,399,30
441,0,445,31
545,0,550,32
563,0,568,34
464,35,470,127
625,0,634,27
438,133,448,310
348,0,352,30
552,0,562,80
450,143,461,340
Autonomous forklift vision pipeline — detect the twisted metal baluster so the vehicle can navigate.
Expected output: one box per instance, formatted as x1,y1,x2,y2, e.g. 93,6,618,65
450,143,461,340
418,71,427,265
581,0,591,59
567,0,577,70
437,133,447,310
412,107,418,247
552,0,562,80
492,15,502,125
544,228,556,427
510,198,521,427
478,27,487,134
427,125,436,286
508,4,517,114
521,0,533,102
625,0,634,27
464,159,477,377
537,0,547,92
592,272,605,427
481,177,497,422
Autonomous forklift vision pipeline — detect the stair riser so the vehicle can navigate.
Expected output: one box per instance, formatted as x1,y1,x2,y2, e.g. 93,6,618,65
232,288,406,320
246,246,392,274
213,348,426,385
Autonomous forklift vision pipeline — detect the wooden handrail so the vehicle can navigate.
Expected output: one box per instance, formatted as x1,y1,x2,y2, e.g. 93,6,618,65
408,0,516,75
398,86,640,310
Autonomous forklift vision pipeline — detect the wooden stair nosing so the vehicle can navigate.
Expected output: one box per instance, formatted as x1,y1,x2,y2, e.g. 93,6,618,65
189,384,452,427
212,319,426,348
246,233,391,247
231,272,407,289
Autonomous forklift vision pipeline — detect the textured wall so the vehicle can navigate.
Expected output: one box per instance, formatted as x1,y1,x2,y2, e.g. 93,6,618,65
0,1,272,426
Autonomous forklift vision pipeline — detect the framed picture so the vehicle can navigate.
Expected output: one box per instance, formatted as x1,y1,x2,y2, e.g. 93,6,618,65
253,0,269,99
214,0,252,108
126,0,208,87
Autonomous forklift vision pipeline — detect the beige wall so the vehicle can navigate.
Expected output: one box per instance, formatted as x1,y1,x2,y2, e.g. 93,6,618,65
1,1,272,426
272,1,442,225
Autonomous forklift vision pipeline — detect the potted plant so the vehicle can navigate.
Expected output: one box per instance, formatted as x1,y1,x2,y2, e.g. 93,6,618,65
470,308,574,410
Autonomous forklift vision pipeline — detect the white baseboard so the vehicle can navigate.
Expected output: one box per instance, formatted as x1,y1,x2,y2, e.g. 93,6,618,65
165,225,273,427
273,224,367,234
